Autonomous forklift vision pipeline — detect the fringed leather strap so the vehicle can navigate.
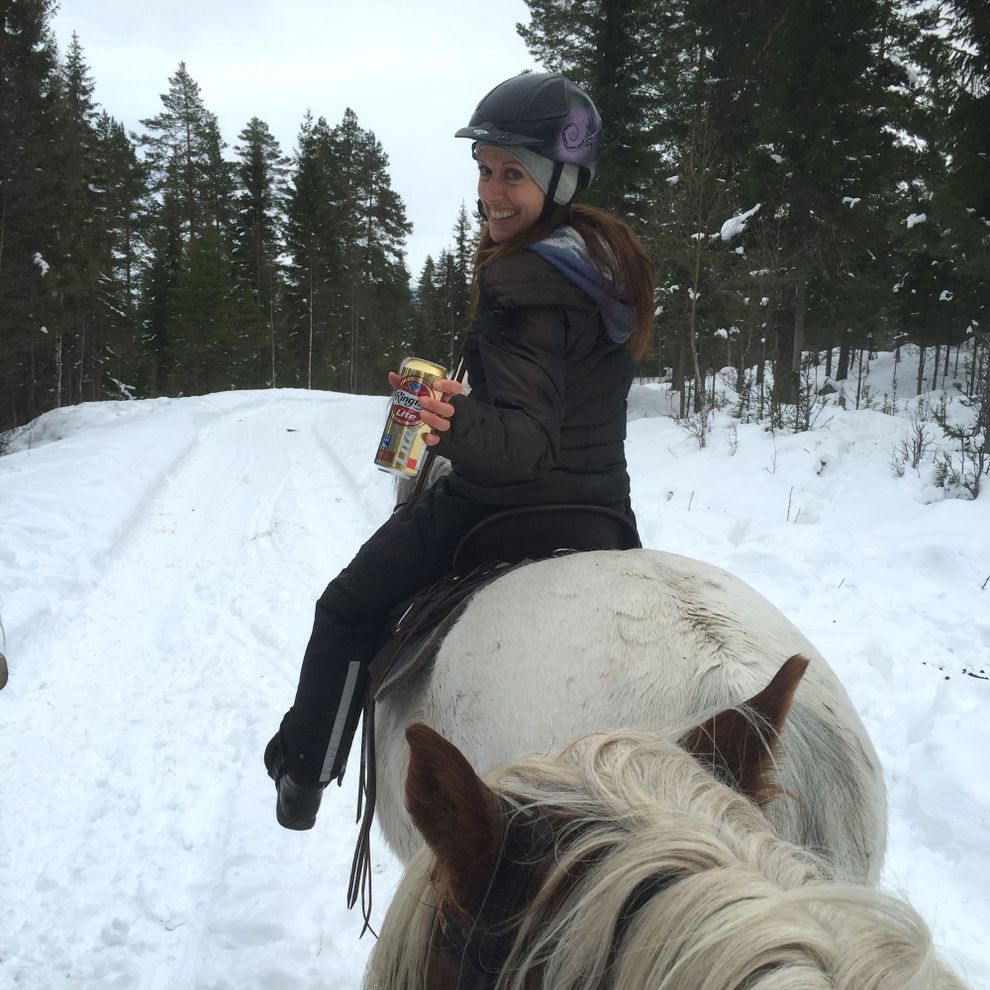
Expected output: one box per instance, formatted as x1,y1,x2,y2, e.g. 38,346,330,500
346,559,520,936
347,695,378,937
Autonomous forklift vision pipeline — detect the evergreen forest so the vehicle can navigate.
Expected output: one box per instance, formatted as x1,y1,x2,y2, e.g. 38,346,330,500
1,0,987,439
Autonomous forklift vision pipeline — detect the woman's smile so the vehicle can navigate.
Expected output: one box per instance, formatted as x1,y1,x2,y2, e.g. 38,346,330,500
476,145,545,242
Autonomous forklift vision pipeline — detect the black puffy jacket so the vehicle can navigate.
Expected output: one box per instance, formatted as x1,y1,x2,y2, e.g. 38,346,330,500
434,249,634,509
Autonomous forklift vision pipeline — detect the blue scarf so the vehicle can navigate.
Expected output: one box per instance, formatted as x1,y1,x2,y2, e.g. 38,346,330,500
528,226,632,345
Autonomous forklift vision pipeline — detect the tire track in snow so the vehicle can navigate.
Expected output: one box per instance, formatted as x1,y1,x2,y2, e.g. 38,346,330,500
2,395,398,989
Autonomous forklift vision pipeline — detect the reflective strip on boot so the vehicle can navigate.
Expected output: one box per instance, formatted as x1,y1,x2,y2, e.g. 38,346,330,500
319,660,362,784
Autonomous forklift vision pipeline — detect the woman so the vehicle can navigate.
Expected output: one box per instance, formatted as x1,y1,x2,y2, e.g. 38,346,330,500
265,72,655,830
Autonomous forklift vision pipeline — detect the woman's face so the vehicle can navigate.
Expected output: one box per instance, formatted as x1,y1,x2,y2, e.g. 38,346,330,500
476,146,546,242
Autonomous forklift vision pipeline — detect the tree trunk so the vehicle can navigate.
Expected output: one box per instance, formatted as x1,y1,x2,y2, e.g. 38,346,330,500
307,265,314,390
836,341,851,381
792,276,806,377
55,333,63,409
78,315,87,404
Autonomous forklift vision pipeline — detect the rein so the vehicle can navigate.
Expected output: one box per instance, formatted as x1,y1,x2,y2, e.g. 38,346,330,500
348,560,519,933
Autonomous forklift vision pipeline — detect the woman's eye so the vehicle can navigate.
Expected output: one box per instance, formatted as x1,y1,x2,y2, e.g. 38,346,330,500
505,169,523,181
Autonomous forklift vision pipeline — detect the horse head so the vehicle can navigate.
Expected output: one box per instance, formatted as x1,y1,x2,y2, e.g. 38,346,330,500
367,654,965,990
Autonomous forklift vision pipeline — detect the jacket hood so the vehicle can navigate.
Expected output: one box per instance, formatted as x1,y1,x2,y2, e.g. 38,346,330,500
527,226,632,344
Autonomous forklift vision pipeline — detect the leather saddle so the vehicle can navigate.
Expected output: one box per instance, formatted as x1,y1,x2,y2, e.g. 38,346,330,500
368,504,640,700
452,503,641,576
349,503,640,923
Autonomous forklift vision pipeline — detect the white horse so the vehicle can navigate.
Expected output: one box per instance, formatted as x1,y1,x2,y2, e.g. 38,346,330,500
371,547,886,888
364,706,965,989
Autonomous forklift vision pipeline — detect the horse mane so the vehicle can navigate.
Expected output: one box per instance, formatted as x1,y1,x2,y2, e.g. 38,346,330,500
366,729,966,990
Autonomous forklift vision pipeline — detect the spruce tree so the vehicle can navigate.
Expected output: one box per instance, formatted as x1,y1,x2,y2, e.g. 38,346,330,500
0,0,61,428
90,111,148,396
137,63,239,393
411,255,441,359
920,0,990,370
50,32,105,406
519,0,666,214
283,112,337,388
233,117,290,385
169,226,244,394
139,62,220,240
324,108,412,393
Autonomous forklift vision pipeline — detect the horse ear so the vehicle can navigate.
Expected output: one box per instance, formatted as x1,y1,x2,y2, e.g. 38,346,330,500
405,723,504,908
679,654,809,806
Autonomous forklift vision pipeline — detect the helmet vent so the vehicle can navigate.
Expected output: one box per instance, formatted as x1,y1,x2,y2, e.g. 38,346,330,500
521,77,569,122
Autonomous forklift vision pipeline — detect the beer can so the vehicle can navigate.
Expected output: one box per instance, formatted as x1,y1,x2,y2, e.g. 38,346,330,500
375,356,447,477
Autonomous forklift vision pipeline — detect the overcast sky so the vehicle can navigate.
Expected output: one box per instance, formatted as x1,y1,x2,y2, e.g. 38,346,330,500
51,0,541,279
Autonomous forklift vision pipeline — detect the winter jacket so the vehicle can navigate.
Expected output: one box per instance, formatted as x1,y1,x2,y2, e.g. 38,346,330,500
434,234,634,509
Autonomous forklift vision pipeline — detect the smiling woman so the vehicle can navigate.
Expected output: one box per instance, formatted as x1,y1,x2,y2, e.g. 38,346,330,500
475,146,546,242
264,72,657,838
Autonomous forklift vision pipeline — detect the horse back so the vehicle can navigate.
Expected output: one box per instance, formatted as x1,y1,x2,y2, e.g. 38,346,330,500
374,549,887,884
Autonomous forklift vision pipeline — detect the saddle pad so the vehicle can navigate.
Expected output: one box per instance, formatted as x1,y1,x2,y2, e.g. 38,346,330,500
369,559,525,701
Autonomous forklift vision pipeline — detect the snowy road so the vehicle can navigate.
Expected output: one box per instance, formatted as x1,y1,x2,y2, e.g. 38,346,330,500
1,381,988,988
2,393,404,989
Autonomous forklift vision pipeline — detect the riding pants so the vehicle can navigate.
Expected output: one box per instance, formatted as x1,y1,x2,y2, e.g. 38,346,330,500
282,478,494,785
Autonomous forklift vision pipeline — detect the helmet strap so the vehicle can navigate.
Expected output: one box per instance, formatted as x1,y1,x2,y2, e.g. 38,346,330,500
541,161,565,218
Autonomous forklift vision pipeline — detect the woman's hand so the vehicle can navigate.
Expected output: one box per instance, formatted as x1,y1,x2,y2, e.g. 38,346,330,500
387,373,463,446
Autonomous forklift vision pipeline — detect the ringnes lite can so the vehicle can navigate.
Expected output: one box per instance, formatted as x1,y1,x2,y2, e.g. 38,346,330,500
375,356,447,477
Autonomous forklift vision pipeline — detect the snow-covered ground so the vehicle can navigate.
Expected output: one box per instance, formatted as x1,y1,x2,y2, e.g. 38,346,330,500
1,354,988,988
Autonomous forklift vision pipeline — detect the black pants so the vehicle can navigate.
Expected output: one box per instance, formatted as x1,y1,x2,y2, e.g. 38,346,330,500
285,477,634,783
283,478,495,783
317,477,496,627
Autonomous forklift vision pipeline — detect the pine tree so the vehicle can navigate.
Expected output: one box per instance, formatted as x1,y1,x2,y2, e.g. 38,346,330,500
233,117,290,385
919,0,990,371
137,63,239,393
168,226,244,394
519,0,666,215
320,108,412,394
139,62,221,240
411,255,441,359
49,32,106,406
283,111,337,388
0,0,61,429
447,201,474,365
90,111,148,397
290,109,411,391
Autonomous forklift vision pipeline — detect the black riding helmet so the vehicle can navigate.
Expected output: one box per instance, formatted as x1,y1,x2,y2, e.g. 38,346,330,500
455,73,603,196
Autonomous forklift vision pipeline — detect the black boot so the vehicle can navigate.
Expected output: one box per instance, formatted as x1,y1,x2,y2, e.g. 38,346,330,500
265,602,378,830
264,728,327,830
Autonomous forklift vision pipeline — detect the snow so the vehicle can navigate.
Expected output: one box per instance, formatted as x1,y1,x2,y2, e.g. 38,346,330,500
2,360,989,988
719,202,761,240
907,212,928,228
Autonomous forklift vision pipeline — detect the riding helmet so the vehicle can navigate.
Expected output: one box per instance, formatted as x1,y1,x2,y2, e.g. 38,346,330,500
455,73,603,192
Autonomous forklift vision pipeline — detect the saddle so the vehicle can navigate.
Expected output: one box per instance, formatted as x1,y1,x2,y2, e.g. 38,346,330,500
349,503,640,926
369,504,641,700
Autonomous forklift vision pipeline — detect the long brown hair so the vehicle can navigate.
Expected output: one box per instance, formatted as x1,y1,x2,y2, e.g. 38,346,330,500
472,203,655,361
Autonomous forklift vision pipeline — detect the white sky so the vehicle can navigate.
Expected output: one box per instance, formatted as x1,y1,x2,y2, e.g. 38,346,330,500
51,0,541,279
